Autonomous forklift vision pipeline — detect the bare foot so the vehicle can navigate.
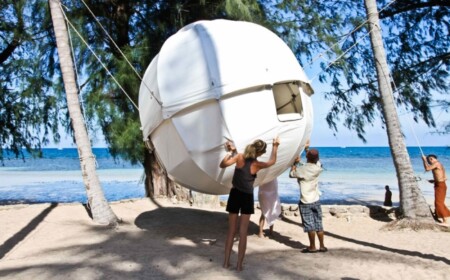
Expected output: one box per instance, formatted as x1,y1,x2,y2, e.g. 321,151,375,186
437,222,450,228
258,232,264,238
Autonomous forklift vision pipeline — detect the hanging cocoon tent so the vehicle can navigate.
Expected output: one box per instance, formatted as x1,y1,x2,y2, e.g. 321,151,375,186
139,19,314,195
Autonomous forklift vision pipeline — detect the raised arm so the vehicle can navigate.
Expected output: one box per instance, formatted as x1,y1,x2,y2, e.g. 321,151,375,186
289,156,301,178
254,137,280,170
422,156,437,172
220,141,238,168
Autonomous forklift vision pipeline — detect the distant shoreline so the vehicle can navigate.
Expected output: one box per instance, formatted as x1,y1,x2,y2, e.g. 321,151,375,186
36,145,450,149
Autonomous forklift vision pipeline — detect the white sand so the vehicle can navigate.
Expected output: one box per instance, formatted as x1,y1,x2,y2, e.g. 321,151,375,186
0,198,449,280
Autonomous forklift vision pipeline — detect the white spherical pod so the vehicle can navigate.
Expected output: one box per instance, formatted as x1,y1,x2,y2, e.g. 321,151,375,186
139,20,314,195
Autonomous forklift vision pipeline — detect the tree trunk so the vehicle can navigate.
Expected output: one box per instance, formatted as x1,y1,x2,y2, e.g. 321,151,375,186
144,151,218,207
143,142,191,203
49,0,118,225
364,0,432,223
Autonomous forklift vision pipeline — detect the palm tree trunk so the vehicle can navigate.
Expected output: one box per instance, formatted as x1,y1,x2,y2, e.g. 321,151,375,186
49,0,118,225
364,0,432,222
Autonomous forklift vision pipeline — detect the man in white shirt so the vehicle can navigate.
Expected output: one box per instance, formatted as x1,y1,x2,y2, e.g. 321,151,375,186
289,148,327,253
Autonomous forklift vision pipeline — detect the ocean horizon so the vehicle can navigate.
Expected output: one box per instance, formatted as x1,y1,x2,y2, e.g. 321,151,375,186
1,146,449,206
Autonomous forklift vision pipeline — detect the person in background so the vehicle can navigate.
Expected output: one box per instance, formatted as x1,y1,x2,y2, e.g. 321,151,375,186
422,154,450,226
258,179,281,238
289,148,327,253
220,137,280,271
384,185,393,207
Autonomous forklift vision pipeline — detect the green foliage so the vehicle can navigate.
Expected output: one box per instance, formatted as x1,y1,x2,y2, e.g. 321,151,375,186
57,0,267,164
262,0,449,142
0,0,63,160
381,0,448,127
2,0,448,163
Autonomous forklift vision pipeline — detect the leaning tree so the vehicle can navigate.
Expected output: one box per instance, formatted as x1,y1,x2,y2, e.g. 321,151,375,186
364,0,434,227
49,0,117,225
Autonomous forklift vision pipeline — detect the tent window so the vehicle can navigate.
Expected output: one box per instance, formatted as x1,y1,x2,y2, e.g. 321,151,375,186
273,82,303,122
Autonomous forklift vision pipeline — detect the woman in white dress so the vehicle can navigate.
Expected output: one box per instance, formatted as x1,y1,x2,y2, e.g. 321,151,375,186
258,178,281,237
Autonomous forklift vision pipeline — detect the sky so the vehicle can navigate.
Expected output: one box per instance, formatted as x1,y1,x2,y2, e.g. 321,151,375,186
50,62,448,149
309,90,449,147
302,53,449,148
53,91,448,149
49,28,449,149
50,61,448,148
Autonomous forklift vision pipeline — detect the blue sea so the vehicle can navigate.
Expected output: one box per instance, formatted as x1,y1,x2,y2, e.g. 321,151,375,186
1,147,449,206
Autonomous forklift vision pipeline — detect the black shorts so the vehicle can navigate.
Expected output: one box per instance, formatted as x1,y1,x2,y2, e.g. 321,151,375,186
226,188,254,215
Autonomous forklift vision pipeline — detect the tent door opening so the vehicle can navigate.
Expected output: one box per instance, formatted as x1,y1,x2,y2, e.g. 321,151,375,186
273,82,303,122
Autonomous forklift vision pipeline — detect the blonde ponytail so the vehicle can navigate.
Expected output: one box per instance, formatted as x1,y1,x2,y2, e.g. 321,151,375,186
243,139,267,159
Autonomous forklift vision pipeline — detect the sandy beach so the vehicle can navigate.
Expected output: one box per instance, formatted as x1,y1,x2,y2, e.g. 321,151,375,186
0,198,449,280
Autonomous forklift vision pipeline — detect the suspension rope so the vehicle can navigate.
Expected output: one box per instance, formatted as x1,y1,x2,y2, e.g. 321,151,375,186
58,3,139,111
79,0,162,106
368,16,426,158
389,72,426,157
308,0,427,158
309,29,374,82
372,55,425,182
308,0,399,67
305,0,426,161
308,20,370,66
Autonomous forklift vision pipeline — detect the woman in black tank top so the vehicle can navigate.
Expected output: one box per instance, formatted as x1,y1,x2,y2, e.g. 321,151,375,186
220,137,280,271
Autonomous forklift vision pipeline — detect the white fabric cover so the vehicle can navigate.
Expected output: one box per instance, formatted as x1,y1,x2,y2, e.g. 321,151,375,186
139,19,314,194
258,179,281,227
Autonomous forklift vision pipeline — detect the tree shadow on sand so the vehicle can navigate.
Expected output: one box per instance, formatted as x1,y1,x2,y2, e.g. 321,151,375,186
134,207,229,241
280,211,449,265
266,230,305,249
325,230,450,265
0,203,58,259
1,204,449,279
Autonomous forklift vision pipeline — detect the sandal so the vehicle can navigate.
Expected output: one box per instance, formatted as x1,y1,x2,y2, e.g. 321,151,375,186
319,247,328,253
301,248,318,253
